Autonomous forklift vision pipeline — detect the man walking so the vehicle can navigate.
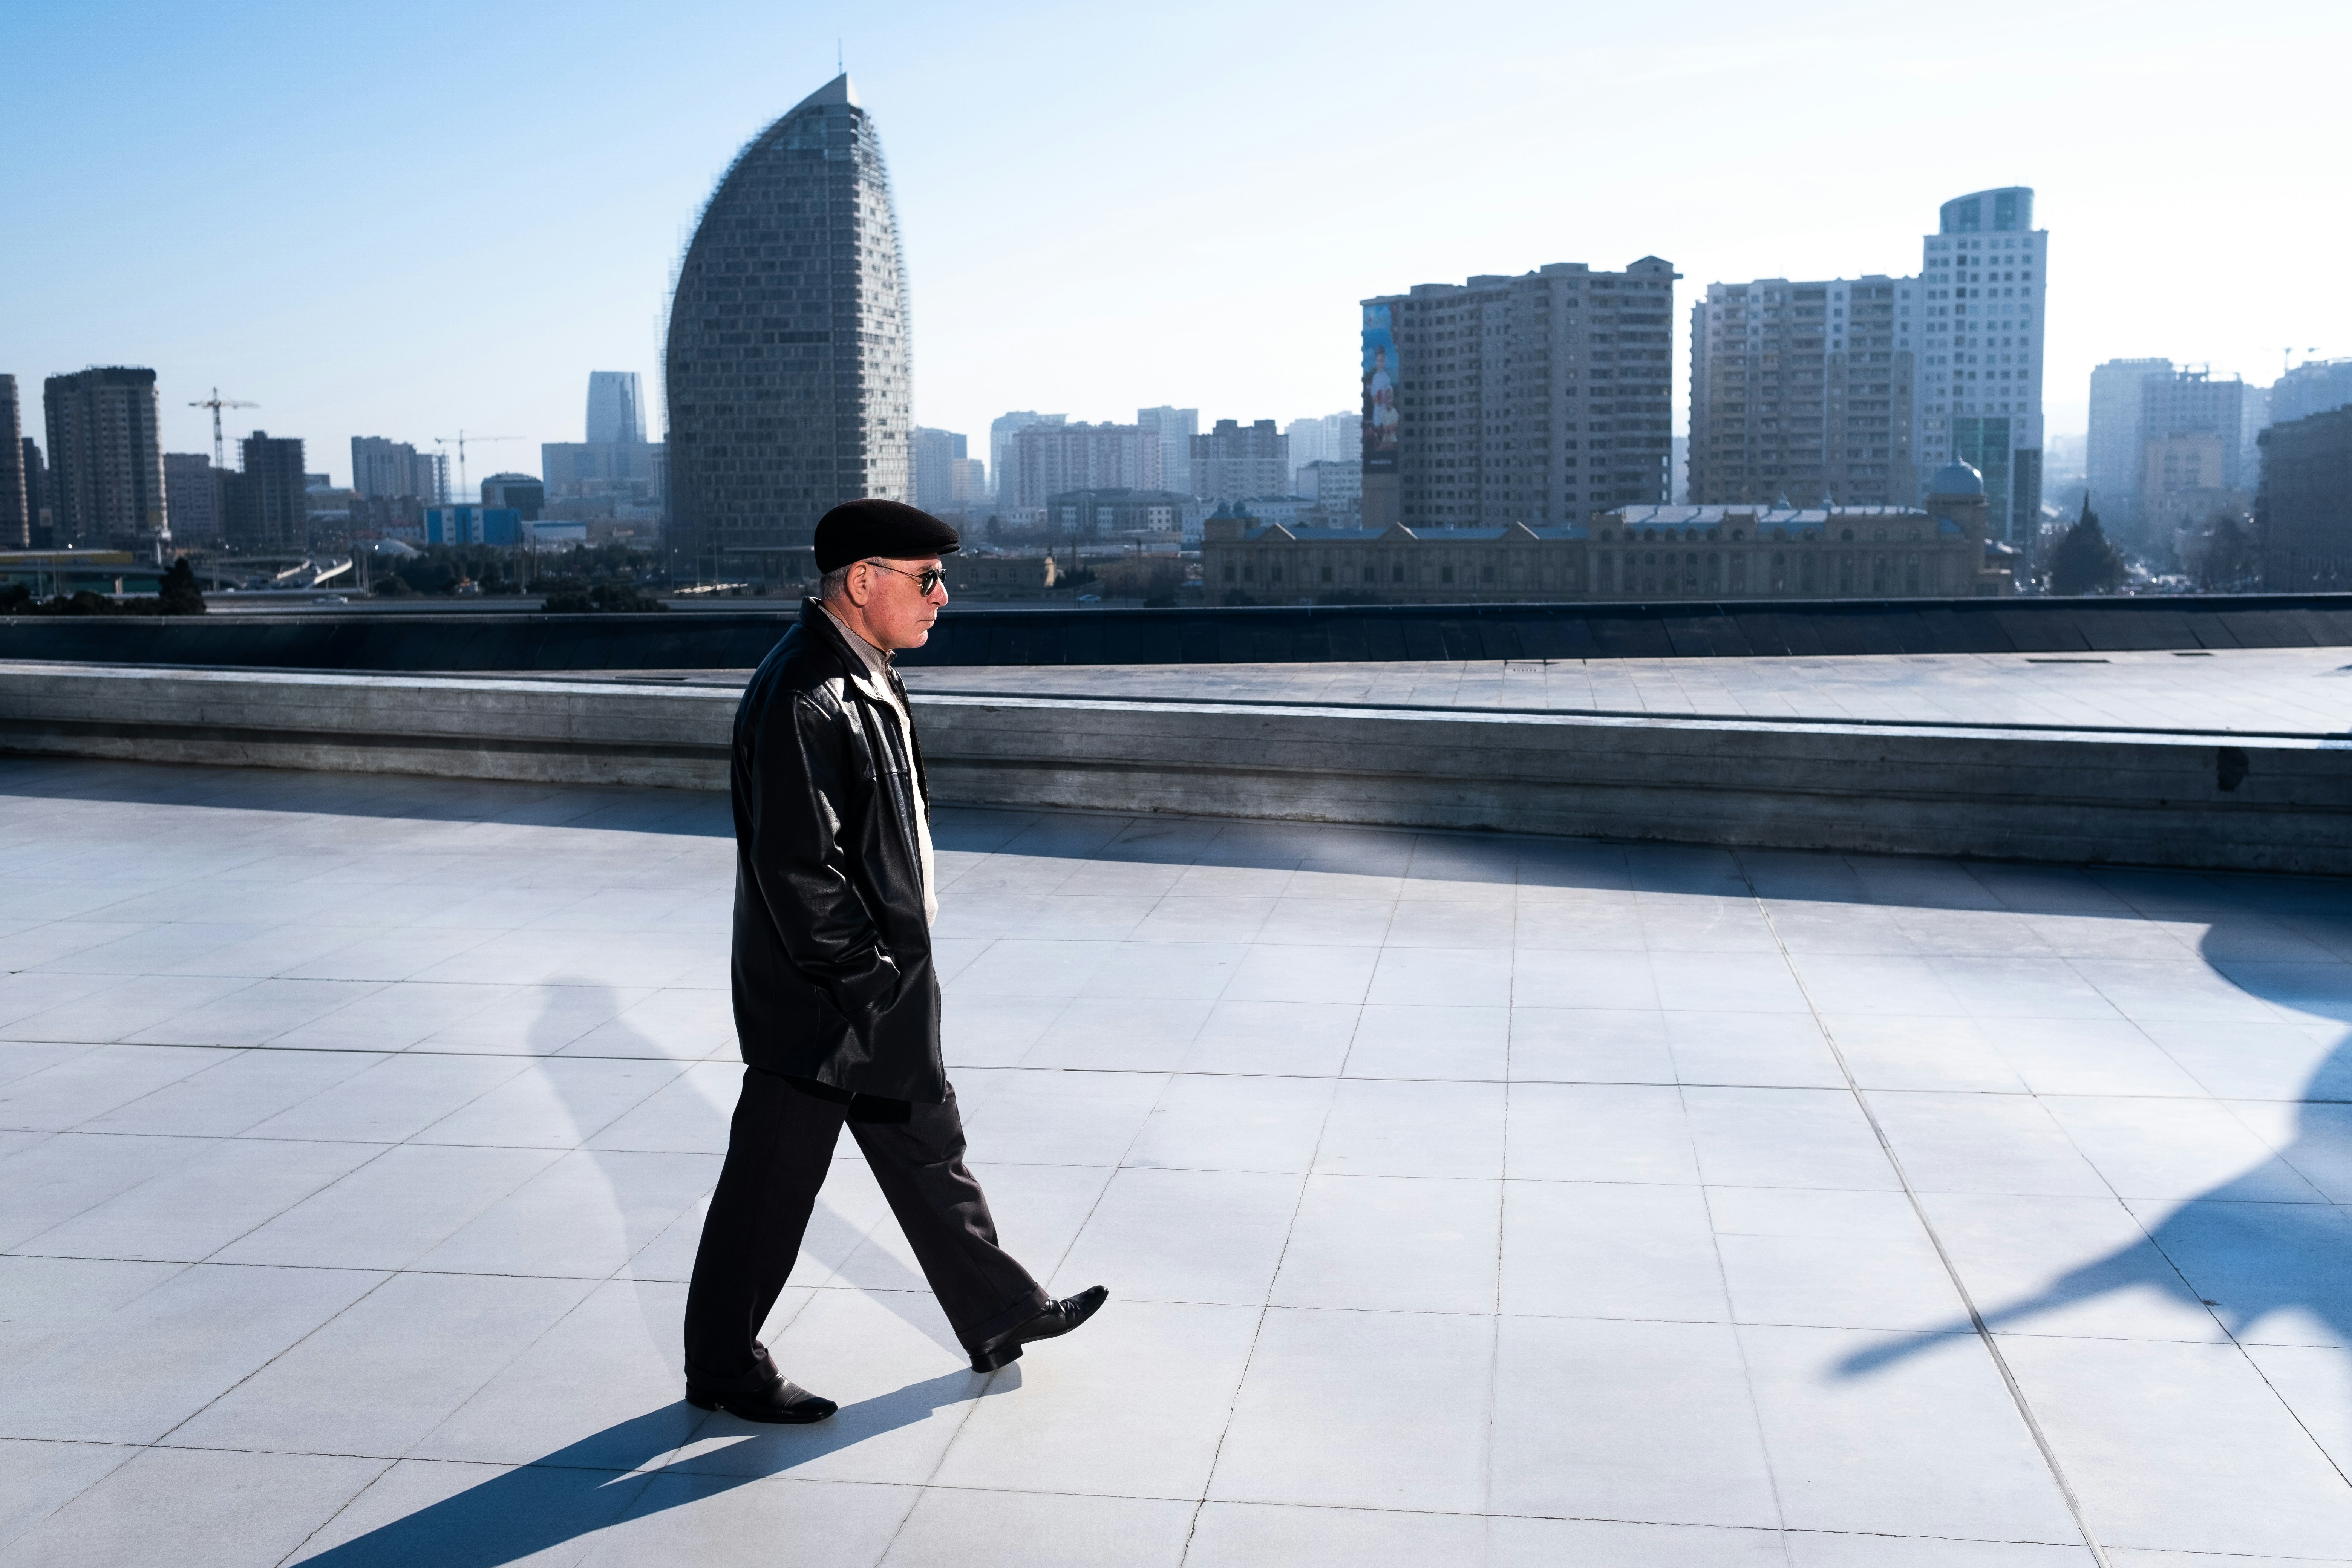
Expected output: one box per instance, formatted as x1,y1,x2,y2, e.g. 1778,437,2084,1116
682,499,1106,1424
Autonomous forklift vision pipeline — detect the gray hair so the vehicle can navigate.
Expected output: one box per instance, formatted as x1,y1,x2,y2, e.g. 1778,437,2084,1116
816,562,856,601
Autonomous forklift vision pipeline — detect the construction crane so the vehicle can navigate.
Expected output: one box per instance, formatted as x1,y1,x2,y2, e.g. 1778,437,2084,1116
433,430,524,502
189,388,259,467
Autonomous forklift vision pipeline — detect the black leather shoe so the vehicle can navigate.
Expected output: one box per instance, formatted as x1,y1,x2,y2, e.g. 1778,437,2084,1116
684,1346,837,1424
968,1285,1109,1373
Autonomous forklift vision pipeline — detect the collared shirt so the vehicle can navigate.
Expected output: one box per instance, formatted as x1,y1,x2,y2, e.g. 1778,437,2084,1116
819,602,937,926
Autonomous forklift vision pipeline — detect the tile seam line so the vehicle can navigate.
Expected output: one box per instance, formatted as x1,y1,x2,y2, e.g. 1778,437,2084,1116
1178,1008,1351,1565
2029,957,2352,1496
9,1422,2086,1552
32,1053,2352,1104
1729,847,2115,1568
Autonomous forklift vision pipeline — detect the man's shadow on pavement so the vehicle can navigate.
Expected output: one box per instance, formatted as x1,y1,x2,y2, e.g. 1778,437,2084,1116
293,982,1009,1565
292,1366,1016,1566
1845,926,2352,1375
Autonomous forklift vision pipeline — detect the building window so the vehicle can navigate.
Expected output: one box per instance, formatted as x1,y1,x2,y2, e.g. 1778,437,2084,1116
1839,554,1854,593
1393,563,1405,582
1321,564,1333,583
1441,564,1455,583
1223,564,1235,582
1905,553,1921,594
1363,565,1375,583
1242,563,1254,582
1271,565,1283,583
1481,564,1495,583
1770,553,1786,593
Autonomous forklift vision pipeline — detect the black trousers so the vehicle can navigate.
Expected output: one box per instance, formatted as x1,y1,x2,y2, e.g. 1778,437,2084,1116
682,1068,1050,1378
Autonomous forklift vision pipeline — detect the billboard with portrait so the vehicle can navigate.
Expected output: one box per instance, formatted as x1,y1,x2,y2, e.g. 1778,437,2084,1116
1361,303,1399,474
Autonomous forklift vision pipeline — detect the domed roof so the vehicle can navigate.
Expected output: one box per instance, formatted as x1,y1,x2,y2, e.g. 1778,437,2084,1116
1926,459,1984,497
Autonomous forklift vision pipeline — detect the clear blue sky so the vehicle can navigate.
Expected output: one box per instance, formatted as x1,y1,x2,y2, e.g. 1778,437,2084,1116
6,0,2345,486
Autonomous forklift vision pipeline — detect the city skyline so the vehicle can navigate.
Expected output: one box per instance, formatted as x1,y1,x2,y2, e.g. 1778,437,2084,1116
3,1,2346,490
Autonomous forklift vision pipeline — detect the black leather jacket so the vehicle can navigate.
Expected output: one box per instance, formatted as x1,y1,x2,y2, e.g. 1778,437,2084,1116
728,601,942,1101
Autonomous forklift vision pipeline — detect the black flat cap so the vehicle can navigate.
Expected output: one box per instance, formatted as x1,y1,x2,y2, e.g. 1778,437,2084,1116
813,499,961,572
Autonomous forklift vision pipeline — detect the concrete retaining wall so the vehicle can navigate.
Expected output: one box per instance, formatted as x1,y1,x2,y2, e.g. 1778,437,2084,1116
5,662,2347,874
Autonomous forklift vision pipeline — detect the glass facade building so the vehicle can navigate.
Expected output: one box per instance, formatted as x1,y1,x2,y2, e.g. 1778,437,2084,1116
664,74,911,580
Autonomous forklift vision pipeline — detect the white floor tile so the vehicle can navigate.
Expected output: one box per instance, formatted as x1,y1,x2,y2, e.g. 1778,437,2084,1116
1208,1306,1492,1513
0,1444,384,1568
1272,1174,1499,1314
1489,1314,1782,1528
1501,1178,1728,1320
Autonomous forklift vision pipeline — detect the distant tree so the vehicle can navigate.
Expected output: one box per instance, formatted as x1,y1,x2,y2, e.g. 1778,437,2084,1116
2048,502,2125,596
2192,511,2261,592
156,557,206,615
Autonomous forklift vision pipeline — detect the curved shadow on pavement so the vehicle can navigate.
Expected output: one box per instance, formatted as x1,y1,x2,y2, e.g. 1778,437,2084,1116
1843,930,2352,1376
293,1368,1006,1566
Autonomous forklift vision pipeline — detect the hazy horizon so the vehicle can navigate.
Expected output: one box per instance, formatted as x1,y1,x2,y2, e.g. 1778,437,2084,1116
6,0,2345,489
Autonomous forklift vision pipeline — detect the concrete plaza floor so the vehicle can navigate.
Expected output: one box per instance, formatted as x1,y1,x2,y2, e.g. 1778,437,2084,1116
1,756,2349,1565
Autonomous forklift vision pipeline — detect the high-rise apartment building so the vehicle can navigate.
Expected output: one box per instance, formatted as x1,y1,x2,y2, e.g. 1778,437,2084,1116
1190,419,1289,505
42,367,168,548
1136,407,1197,498
2085,358,2171,525
1688,274,1918,507
1361,257,1677,530
1911,188,2046,545
162,453,223,543
0,376,26,548
2258,407,2352,590
350,437,443,502
910,426,966,512
586,372,646,444
665,73,910,578
2133,369,2254,543
1010,423,1162,511
2270,358,2352,428
224,432,307,551
2139,370,2251,491
1283,412,1357,487
989,413,1063,513
949,457,988,507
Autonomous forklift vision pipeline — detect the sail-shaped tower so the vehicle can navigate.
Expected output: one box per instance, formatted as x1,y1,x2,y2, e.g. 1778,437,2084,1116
665,74,911,580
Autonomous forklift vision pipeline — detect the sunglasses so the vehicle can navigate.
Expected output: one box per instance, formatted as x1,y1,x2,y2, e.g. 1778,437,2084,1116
866,560,945,594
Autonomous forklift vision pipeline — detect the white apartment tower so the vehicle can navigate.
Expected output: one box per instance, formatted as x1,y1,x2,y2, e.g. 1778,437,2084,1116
1688,274,1919,507
2086,358,2173,525
1136,407,1197,498
1911,187,2046,545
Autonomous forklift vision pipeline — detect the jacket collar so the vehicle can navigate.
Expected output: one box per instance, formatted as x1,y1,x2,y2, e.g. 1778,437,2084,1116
799,597,897,700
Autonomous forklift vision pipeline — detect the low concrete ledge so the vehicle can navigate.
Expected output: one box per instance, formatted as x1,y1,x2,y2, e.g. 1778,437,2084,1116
4,662,2347,873
0,664,735,790
917,695,2351,874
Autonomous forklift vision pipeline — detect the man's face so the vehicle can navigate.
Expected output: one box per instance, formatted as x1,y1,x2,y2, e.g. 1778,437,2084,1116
853,555,949,649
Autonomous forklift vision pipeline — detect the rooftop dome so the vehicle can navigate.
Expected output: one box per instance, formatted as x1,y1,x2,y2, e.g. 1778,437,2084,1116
1926,459,1984,497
